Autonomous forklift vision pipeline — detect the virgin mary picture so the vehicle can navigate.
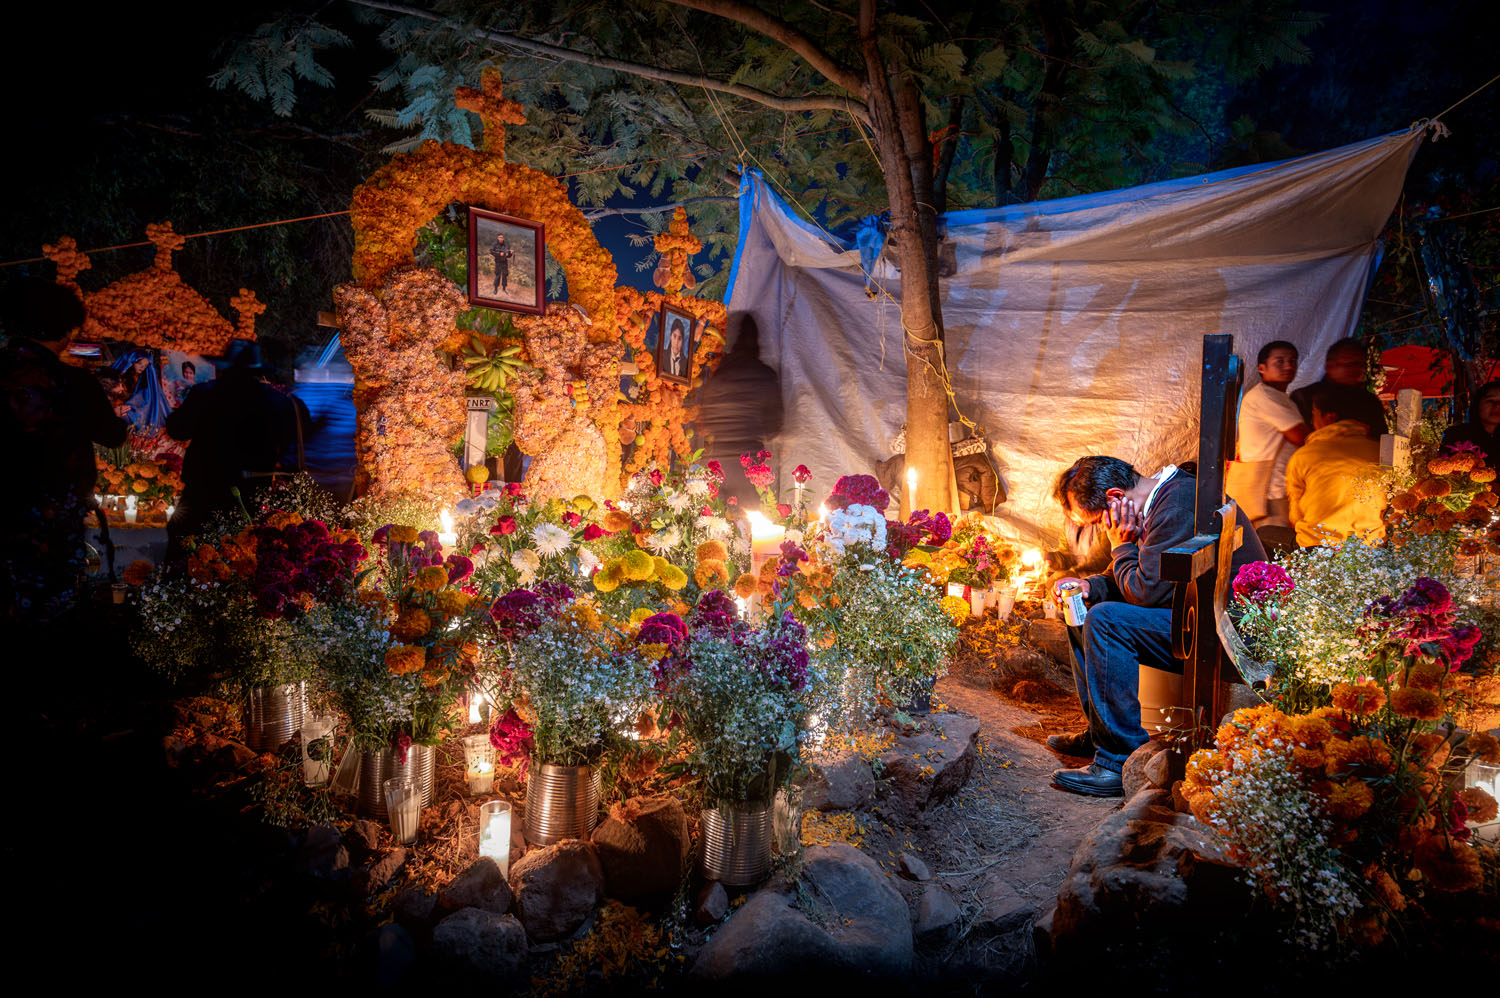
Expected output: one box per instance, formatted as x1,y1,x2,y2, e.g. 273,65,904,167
108,347,172,430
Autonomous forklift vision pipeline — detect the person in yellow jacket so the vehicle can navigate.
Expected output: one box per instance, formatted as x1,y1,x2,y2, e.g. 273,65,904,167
1286,384,1387,548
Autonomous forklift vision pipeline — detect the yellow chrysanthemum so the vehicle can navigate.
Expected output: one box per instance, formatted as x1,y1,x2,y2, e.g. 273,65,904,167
628,607,655,627
385,644,426,675
1326,780,1374,821
939,594,970,624
592,565,621,592
433,589,473,617
903,549,933,569
733,572,759,600
621,550,655,581
413,565,449,593
696,540,729,564
650,556,673,579
658,564,689,592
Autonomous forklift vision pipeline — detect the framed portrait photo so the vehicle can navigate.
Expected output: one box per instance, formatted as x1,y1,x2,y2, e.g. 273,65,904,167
656,304,696,385
467,207,546,315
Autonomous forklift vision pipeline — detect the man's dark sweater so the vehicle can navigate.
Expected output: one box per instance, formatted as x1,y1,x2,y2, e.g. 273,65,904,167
1084,468,1267,608
1290,378,1387,437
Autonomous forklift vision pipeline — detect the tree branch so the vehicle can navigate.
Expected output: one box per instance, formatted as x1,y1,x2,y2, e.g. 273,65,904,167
663,0,867,97
582,196,738,220
348,0,870,124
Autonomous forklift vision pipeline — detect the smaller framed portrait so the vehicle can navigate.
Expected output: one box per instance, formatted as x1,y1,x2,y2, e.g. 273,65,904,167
656,304,696,385
467,207,546,315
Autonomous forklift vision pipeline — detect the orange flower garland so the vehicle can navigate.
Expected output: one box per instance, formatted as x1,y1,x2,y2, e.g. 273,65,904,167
44,223,257,358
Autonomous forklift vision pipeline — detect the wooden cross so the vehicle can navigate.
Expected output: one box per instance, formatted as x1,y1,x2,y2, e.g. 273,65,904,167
454,67,527,160
1380,387,1422,472
1160,334,1267,746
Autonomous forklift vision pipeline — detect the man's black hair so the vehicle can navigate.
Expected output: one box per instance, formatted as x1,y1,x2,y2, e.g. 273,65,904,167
182,360,196,377
0,277,85,342
1053,456,1141,514
1324,337,1365,360
1256,340,1298,366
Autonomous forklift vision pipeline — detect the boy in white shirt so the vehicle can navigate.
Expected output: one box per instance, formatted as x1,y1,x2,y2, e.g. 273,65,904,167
1236,340,1309,550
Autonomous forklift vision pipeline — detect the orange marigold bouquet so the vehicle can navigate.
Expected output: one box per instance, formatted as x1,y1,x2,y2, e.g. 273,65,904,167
1183,577,1499,952
1387,441,1499,543
95,434,183,521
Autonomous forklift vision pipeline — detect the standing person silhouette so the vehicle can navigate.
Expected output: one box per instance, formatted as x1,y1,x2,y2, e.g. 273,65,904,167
490,232,514,295
0,278,127,622
695,315,782,508
164,339,301,561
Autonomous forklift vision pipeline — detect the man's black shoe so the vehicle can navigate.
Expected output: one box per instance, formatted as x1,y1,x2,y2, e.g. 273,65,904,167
1051,763,1124,798
1046,729,1094,757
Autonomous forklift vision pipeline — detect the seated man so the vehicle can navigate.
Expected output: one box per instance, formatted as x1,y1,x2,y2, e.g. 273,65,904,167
1290,338,1388,438
1047,456,1266,797
1286,384,1386,548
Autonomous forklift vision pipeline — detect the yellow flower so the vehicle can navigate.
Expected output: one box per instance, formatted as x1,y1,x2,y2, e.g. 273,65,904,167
592,564,622,592
385,644,426,675
939,594,970,625
621,550,655,581
1287,714,1332,746
659,564,689,592
903,548,933,569
1330,681,1385,715
733,572,759,599
388,525,420,545
650,556,672,579
602,510,633,533
412,565,448,593
433,589,473,617
1325,780,1374,821
131,479,150,493
628,607,655,628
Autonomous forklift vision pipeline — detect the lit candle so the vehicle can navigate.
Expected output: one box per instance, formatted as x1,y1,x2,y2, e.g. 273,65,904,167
124,494,138,524
438,508,458,548
478,800,513,875
817,503,828,522
467,691,486,725
906,466,918,513
463,734,496,794
746,510,786,577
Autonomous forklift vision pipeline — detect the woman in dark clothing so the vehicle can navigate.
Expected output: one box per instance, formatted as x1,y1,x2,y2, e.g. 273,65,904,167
1440,379,1500,466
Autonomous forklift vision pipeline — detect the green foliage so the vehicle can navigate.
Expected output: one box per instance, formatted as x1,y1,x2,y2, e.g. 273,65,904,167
210,18,353,117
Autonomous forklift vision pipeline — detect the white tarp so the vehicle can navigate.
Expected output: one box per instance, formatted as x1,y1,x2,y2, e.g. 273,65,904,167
725,128,1424,548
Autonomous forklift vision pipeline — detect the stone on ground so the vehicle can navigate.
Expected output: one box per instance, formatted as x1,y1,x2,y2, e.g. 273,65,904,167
878,713,982,815
898,852,932,881
801,751,876,811
692,843,912,980
344,818,382,857
509,839,604,942
1120,741,1174,801
354,846,406,895
296,824,349,879
431,908,528,980
695,881,729,926
439,857,513,916
914,887,961,944
590,795,690,903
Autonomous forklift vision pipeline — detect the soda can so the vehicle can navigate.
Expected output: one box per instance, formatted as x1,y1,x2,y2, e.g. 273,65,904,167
1059,581,1088,627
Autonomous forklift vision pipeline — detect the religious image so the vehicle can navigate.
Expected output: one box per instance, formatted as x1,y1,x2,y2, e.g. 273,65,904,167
655,303,694,385
466,207,545,315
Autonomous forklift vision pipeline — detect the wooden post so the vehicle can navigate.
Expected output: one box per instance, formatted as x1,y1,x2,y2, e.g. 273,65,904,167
463,397,496,471
1380,388,1422,471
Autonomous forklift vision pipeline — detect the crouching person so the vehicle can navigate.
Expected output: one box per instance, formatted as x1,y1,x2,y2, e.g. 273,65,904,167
1046,457,1266,796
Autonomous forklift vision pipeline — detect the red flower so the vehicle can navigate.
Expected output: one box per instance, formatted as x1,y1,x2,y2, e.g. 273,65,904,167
582,524,604,541
705,460,725,480
649,469,664,486
491,516,517,536
504,482,525,496
564,511,582,527
727,496,738,506
776,503,792,518
793,464,812,483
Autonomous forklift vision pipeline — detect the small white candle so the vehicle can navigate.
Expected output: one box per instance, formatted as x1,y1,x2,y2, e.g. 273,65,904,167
438,508,458,548
124,495,139,524
478,800,513,875
906,466,918,512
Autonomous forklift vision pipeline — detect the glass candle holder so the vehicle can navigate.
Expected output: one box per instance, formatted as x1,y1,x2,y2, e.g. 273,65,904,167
1466,759,1500,844
478,800,512,876
383,777,420,844
463,734,496,794
300,715,337,787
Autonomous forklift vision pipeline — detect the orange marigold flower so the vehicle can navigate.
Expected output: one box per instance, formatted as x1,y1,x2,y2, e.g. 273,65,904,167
694,559,730,589
1401,659,1447,693
391,607,432,641
602,510,633,533
1413,835,1483,892
1471,489,1498,508
796,589,819,610
1436,513,1459,531
385,644,426,675
1325,736,1394,776
1473,467,1498,484
1389,687,1445,721
1409,731,1451,770
1458,539,1485,557
733,572,759,600
388,525,420,545
433,589,473,617
1466,731,1500,764
1331,681,1386,715
1287,714,1333,746
1427,458,1454,475
1413,518,1437,535
695,540,729,564
122,560,154,586
1460,786,1499,824
1365,865,1407,913
1326,780,1375,821
1292,746,1326,770
1391,491,1420,512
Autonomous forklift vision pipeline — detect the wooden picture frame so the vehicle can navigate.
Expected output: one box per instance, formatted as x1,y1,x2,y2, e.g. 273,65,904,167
467,207,546,316
656,304,695,385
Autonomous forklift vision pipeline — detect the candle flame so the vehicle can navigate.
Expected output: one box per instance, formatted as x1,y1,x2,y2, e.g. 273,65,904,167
440,508,455,534
905,466,918,489
1022,548,1042,568
746,509,785,541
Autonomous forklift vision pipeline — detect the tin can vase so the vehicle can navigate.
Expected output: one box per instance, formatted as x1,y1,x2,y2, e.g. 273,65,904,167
700,801,774,886
243,682,307,752
904,675,937,714
357,744,437,818
523,763,601,845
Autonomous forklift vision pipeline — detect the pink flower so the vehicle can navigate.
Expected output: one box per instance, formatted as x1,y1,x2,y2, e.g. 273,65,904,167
445,554,474,584
705,460,724,481
827,474,890,513
649,469,664,486
582,523,604,541
776,503,791,518
1232,562,1295,604
793,464,812,484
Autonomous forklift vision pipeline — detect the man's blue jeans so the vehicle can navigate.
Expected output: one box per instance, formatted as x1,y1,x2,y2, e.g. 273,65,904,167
1070,601,1180,773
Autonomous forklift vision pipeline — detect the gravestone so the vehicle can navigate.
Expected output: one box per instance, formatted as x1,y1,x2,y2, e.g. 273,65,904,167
464,396,496,471
1379,388,1422,472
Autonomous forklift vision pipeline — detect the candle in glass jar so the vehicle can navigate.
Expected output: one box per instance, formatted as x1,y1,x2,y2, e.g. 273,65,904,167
463,734,496,794
437,507,458,548
478,800,513,876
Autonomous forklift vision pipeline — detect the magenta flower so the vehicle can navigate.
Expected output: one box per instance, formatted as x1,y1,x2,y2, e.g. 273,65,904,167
1232,562,1295,604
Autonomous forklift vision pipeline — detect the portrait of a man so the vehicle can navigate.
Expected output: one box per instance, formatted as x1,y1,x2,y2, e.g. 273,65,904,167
656,305,695,385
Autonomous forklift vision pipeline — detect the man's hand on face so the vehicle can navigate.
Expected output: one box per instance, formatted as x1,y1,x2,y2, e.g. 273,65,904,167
1103,497,1142,547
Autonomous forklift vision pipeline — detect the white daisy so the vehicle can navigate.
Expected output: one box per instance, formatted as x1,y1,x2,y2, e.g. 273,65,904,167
666,491,692,513
576,547,601,576
685,478,710,497
696,515,733,540
510,548,541,574
531,523,573,558
642,526,682,553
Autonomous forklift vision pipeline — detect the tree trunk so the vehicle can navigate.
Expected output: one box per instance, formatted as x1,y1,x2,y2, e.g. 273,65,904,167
859,0,955,514
932,97,964,216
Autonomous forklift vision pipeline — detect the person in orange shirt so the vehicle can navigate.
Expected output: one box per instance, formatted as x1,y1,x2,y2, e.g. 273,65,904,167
1286,384,1387,548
